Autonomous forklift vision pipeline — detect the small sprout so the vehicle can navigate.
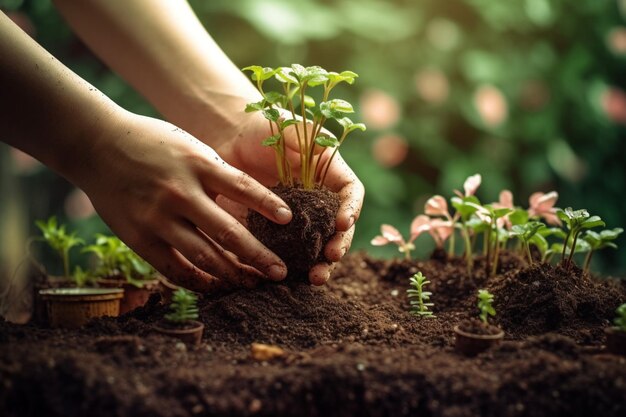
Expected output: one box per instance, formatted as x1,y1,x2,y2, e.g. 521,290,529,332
582,228,623,272
35,216,84,279
510,221,546,265
407,272,436,318
557,208,605,269
72,266,95,288
165,288,199,324
614,303,626,332
371,216,430,260
477,289,496,324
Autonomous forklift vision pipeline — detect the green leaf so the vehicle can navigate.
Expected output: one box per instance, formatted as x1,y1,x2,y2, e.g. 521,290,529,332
242,65,277,81
508,209,529,226
245,101,265,113
264,91,285,105
303,95,316,108
529,233,548,256
303,66,329,86
262,108,280,122
581,216,605,229
315,136,340,147
291,64,307,79
493,207,514,219
275,67,298,84
451,196,481,220
280,119,300,130
261,133,281,147
320,99,354,119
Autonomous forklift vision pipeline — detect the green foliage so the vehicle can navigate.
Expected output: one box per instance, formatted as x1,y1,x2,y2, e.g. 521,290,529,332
83,235,154,287
477,289,496,324
614,303,626,332
510,221,546,264
35,216,84,279
72,265,95,288
407,272,436,318
243,64,365,189
582,228,623,272
165,288,199,324
557,208,605,269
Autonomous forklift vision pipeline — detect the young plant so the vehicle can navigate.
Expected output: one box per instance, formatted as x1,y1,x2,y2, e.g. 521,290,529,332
242,64,365,189
371,216,430,260
557,208,605,269
477,289,496,324
84,235,154,287
407,272,436,318
582,228,623,272
165,288,199,324
510,221,546,265
35,216,84,280
71,266,95,288
614,303,626,332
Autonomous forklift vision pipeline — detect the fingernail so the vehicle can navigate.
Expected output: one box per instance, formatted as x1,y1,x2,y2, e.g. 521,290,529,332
268,264,287,280
347,215,355,229
276,207,292,223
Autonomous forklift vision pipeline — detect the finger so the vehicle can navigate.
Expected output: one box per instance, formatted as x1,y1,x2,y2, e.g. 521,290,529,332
205,157,292,225
309,262,336,286
324,225,356,262
131,238,224,293
162,218,264,287
215,194,248,225
322,153,364,231
183,195,288,281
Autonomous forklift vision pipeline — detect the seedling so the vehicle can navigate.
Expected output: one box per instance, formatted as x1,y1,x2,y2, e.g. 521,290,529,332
614,303,626,332
35,216,84,280
371,216,430,260
510,221,546,265
71,266,95,288
407,272,436,318
477,289,496,324
557,208,605,269
165,288,199,324
243,64,365,189
582,228,623,272
84,235,154,287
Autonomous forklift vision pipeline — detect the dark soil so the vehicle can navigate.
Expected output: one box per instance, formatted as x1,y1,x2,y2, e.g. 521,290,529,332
457,319,502,336
247,185,340,280
1,252,626,417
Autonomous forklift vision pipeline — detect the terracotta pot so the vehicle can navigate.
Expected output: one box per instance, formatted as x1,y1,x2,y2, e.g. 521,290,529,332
454,324,504,356
154,320,204,346
39,287,123,328
605,327,626,356
97,277,161,314
33,276,78,325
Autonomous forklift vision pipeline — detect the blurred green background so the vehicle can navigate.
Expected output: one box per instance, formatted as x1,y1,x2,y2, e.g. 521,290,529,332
1,0,626,283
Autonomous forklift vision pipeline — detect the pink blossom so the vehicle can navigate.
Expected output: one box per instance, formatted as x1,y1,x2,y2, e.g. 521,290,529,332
410,215,431,241
528,191,561,226
493,190,514,229
424,195,450,218
454,174,482,198
427,219,455,249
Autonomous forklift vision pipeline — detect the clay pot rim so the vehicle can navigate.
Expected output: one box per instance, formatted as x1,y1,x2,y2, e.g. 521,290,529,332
39,287,124,301
604,326,626,336
453,324,505,341
97,277,160,288
153,320,204,336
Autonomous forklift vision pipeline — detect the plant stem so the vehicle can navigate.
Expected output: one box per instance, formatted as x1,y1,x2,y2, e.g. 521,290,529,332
62,249,70,279
561,230,571,265
463,225,473,276
491,226,500,277
525,242,533,265
583,250,594,272
566,229,581,269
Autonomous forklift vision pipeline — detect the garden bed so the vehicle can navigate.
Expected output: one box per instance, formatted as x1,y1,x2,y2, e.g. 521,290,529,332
1,252,626,417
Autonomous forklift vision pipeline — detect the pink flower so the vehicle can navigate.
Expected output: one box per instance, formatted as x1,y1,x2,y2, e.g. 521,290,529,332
410,215,431,242
474,85,508,127
424,195,450,218
427,219,455,249
528,191,561,226
492,190,514,229
454,174,482,198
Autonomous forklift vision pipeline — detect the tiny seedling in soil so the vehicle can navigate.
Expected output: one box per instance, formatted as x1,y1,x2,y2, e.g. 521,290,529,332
371,217,430,260
477,289,496,324
407,272,436,318
614,303,626,332
557,208,605,269
243,64,365,278
165,288,199,326
35,216,84,283
582,228,623,272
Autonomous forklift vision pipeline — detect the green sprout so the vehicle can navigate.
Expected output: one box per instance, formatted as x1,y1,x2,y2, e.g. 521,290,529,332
165,288,199,324
71,265,95,288
510,221,546,265
557,208,605,269
35,216,84,279
83,235,154,287
407,272,436,318
477,289,496,324
242,64,365,190
614,303,626,332
582,228,623,272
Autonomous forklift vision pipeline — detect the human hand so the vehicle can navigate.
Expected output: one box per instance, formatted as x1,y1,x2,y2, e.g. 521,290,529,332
72,110,294,292
206,108,365,286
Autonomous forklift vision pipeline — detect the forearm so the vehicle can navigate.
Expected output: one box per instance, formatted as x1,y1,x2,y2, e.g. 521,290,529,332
52,0,260,141
0,12,121,183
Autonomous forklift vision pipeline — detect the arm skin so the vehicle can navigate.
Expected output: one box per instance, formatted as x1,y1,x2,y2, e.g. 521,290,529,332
0,12,295,292
53,0,365,285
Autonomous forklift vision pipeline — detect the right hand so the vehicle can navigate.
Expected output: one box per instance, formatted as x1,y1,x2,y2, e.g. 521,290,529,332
73,110,293,292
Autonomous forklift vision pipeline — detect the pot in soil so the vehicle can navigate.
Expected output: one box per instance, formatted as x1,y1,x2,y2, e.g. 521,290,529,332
154,320,204,346
97,276,161,314
248,185,340,279
39,287,123,328
154,288,203,346
454,319,505,356
605,327,626,356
